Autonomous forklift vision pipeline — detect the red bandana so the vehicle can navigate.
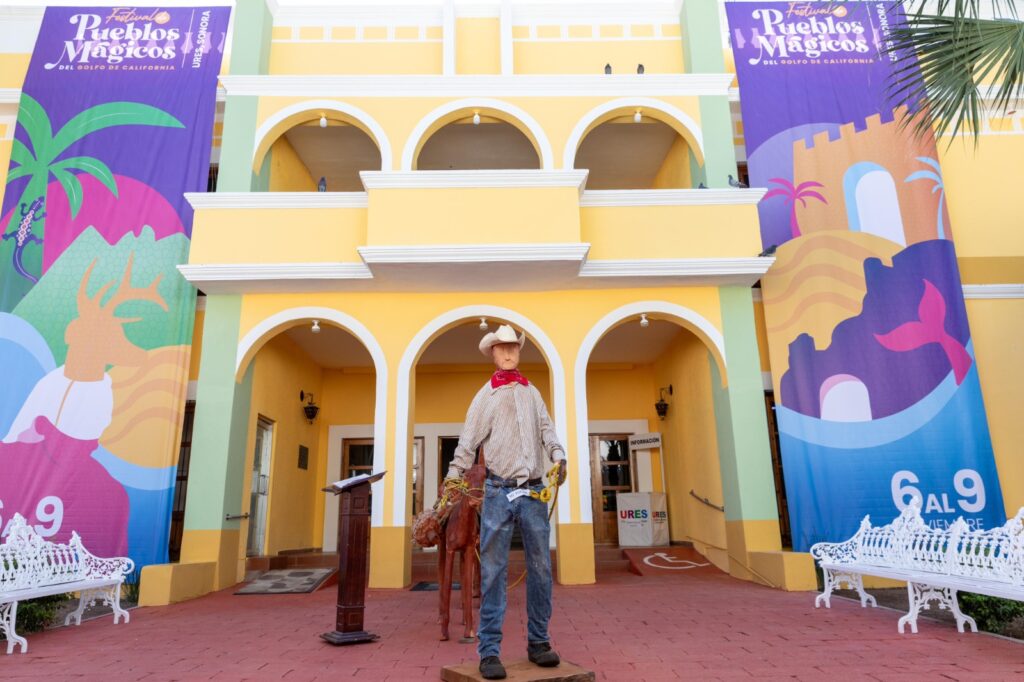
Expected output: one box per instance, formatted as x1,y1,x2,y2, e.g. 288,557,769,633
491,369,529,389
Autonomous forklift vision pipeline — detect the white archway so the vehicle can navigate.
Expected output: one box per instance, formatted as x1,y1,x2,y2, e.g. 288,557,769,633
251,99,394,171
563,97,706,171
235,306,390,527
395,305,570,525
574,301,727,524
401,98,556,171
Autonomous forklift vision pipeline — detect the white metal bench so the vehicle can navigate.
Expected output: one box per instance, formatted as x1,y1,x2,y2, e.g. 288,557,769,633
810,500,1024,634
1,513,134,654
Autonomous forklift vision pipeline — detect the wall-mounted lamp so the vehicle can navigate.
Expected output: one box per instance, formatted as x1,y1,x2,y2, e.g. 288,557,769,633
479,317,489,331
300,390,320,423
319,114,328,128
311,319,321,334
655,384,673,420
640,313,650,328
634,109,643,124
472,110,481,125
637,63,645,75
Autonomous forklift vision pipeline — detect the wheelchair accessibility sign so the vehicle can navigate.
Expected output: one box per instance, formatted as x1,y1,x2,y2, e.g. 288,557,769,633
642,552,710,570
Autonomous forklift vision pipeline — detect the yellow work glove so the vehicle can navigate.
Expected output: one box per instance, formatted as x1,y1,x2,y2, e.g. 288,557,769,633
554,459,567,486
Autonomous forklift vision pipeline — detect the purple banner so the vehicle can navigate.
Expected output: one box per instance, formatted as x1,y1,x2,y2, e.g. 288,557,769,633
726,1,1005,549
0,6,228,568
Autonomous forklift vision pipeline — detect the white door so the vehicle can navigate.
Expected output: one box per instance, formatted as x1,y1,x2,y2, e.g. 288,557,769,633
246,418,273,557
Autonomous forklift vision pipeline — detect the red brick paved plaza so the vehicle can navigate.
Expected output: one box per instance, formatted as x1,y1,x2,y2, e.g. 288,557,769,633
4,565,1023,681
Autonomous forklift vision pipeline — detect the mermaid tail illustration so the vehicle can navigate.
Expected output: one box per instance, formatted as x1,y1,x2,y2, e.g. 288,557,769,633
873,279,971,384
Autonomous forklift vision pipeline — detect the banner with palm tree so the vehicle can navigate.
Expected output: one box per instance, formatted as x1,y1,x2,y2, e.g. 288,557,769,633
726,1,1006,550
0,6,229,570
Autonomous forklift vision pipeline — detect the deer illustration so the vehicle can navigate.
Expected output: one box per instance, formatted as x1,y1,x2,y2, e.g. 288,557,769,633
64,254,167,382
3,253,167,443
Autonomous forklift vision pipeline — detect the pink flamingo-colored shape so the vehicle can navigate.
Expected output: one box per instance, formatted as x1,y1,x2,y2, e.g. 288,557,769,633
873,279,972,385
764,178,827,239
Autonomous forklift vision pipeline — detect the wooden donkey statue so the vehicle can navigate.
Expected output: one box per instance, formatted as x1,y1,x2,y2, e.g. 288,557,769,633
438,461,485,643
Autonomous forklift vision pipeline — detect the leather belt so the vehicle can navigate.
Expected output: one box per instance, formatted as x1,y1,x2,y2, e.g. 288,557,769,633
486,471,542,488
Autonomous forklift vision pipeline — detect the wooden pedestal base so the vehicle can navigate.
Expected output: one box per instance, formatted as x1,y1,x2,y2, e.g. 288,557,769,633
320,630,380,645
440,659,595,681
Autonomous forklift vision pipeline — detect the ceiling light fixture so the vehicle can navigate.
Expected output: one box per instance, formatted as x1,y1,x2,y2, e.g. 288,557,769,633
640,313,649,328
479,317,488,331
319,114,327,128
311,319,321,334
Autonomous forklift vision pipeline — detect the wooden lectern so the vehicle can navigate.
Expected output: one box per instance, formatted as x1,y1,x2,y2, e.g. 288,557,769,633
320,470,386,645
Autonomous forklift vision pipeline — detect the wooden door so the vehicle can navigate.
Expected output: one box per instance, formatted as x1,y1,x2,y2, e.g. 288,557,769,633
589,434,635,545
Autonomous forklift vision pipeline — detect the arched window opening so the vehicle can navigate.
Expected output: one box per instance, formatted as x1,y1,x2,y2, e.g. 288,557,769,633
575,117,697,190
417,115,540,170
265,118,382,192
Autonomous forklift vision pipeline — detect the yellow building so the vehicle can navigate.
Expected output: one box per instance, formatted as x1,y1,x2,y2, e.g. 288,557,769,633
1,0,1021,606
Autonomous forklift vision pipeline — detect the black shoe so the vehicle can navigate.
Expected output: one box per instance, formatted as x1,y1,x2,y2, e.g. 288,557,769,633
479,656,507,680
527,641,561,667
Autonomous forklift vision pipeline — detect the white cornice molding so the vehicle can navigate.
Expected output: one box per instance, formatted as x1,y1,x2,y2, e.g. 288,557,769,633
265,0,680,25
0,89,20,105
962,284,1024,299
185,192,368,209
177,262,373,283
360,169,588,191
358,243,590,264
580,188,766,207
218,74,734,98
579,257,774,278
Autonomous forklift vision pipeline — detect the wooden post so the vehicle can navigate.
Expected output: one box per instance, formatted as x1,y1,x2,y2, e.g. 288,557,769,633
320,470,386,645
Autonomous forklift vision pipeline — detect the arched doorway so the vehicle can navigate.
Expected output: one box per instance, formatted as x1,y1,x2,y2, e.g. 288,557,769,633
395,307,567,581
232,311,383,565
576,303,731,568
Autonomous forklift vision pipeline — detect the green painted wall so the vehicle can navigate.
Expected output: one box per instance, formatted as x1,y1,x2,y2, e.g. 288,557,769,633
183,295,252,531
216,0,273,192
680,0,738,188
714,286,779,522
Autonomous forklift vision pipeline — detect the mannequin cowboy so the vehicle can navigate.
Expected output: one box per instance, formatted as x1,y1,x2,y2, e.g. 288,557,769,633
445,324,567,680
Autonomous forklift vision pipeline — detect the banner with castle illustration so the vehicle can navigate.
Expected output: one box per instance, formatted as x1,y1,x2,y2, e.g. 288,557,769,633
0,6,228,569
726,1,1005,550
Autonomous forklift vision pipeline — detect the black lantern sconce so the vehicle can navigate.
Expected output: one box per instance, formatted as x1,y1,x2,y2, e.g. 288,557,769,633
655,385,673,420
300,390,320,424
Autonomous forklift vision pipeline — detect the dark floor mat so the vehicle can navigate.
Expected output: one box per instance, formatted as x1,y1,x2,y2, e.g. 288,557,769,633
410,581,461,592
236,568,335,594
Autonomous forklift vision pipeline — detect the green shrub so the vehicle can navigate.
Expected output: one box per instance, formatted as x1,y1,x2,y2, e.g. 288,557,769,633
123,566,142,604
959,593,1024,637
0,594,72,639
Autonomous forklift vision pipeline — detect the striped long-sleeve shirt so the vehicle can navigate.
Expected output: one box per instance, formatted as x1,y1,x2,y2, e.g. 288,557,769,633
446,380,564,483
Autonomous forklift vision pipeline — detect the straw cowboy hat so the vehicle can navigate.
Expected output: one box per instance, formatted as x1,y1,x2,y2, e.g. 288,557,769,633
479,324,526,357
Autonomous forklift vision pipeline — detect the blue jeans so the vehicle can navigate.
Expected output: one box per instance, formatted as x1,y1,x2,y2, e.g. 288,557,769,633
477,480,552,658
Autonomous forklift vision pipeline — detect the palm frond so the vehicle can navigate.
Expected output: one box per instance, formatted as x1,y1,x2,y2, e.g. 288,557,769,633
4,165,34,183
768,177,796,191
9,138,36,169
51,156,118,197
887,12,1024,143
906,170,942,183
49,102,183,161
50,167,84,218
16,94,52,161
